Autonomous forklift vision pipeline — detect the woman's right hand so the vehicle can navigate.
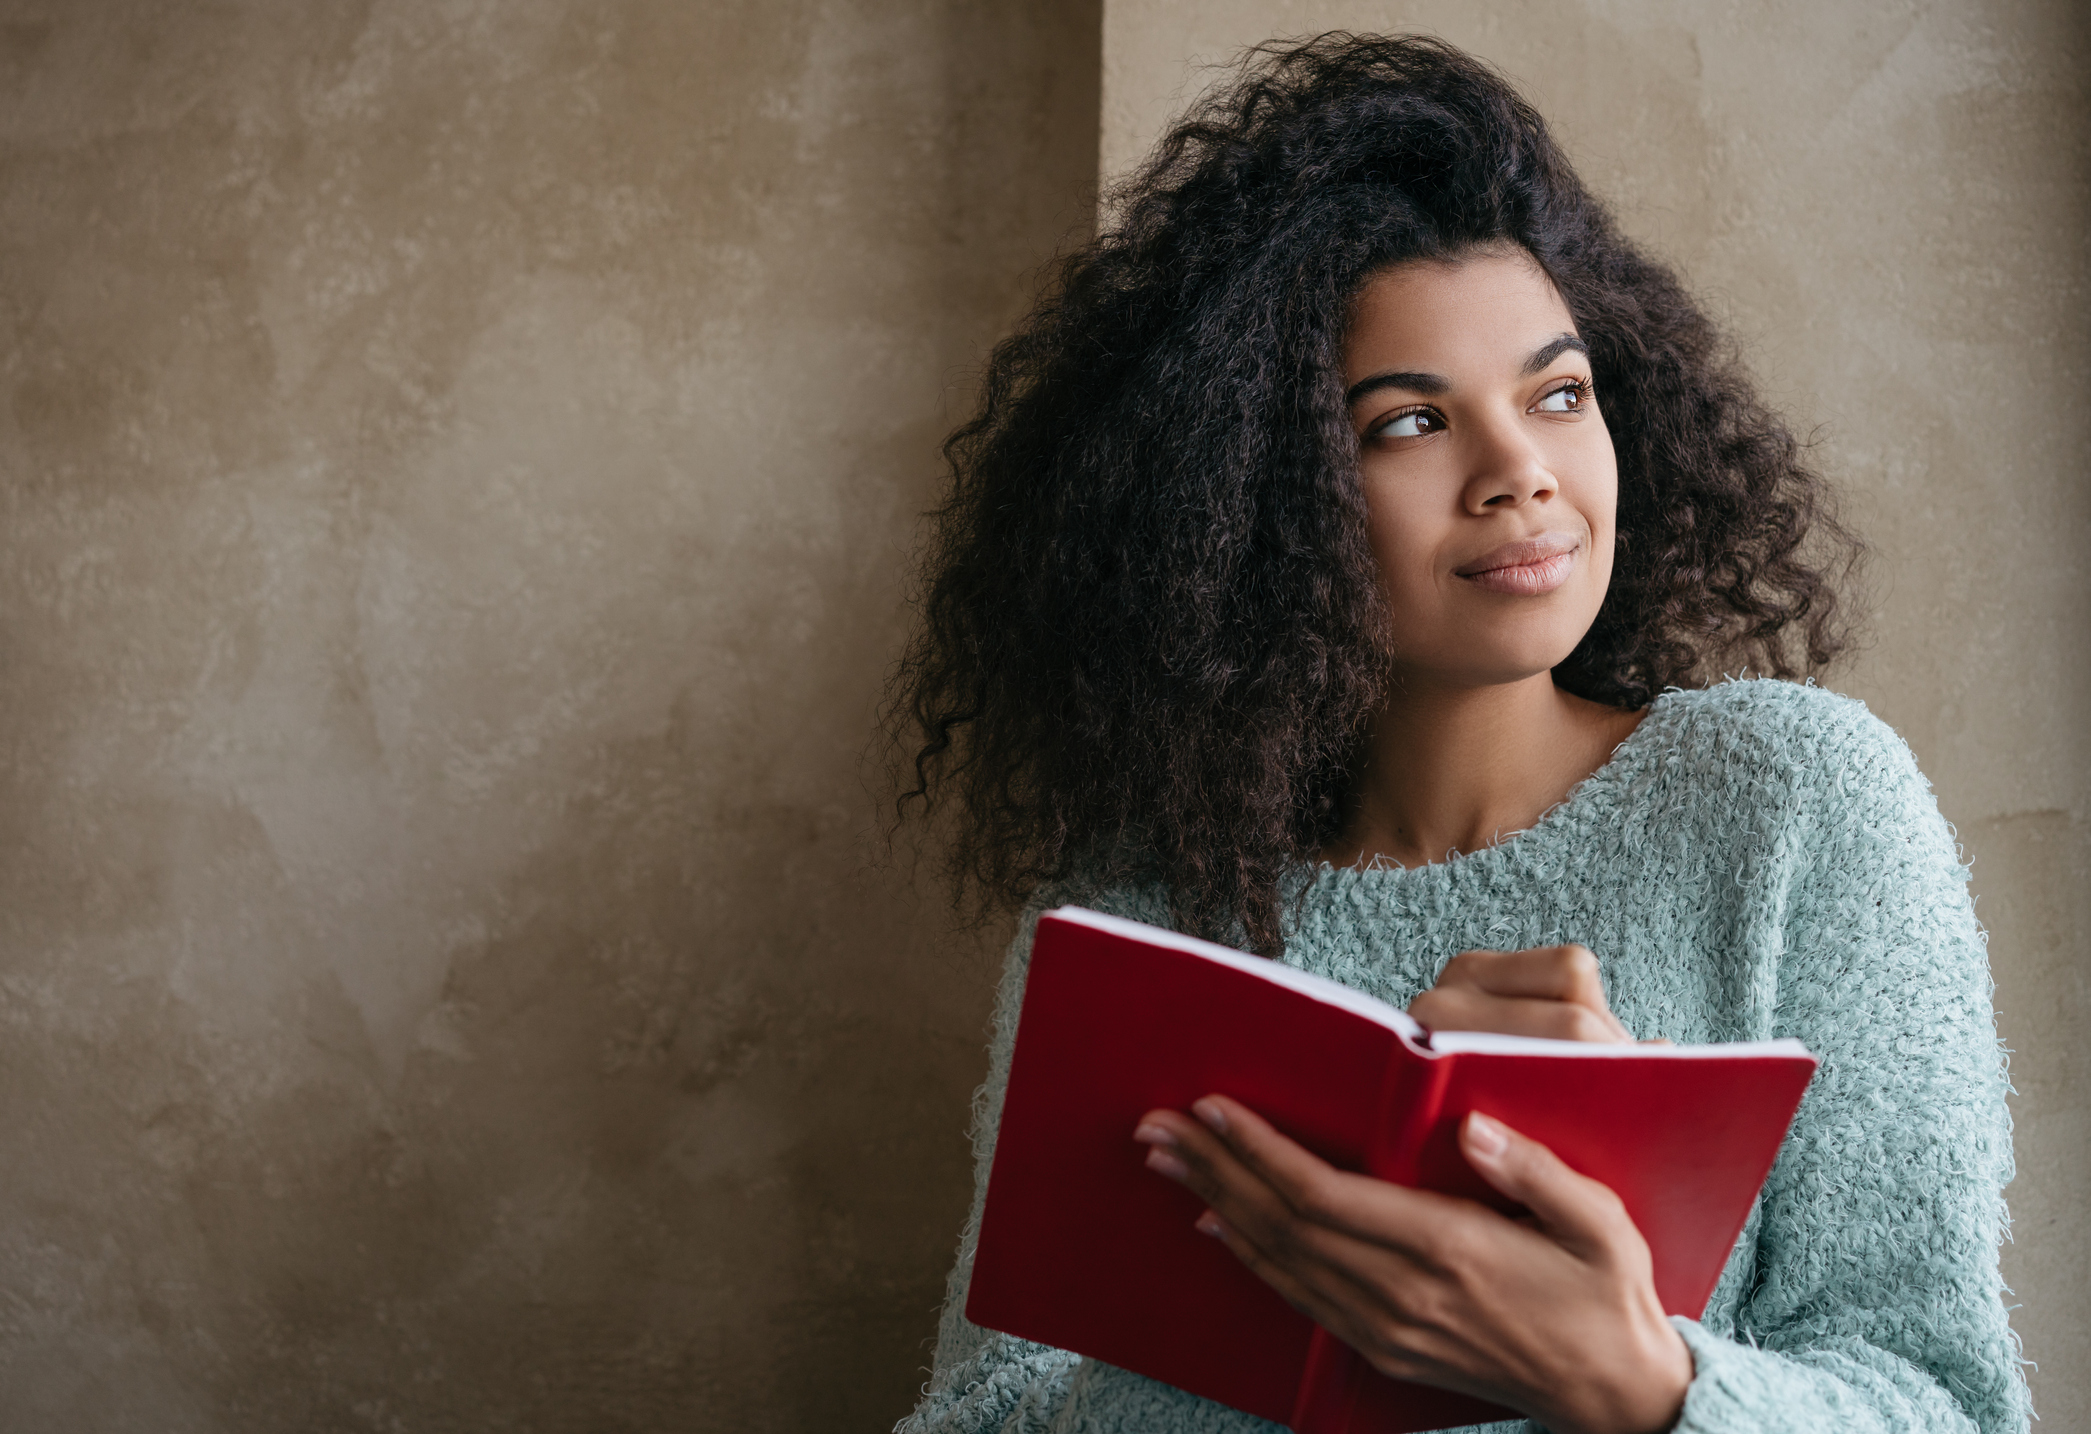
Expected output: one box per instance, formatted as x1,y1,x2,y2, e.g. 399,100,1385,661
1408,946,1638,1044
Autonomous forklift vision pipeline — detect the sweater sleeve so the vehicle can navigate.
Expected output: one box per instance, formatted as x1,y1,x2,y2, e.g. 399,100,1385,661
895,900,1084,1433
1670,702,2030,1434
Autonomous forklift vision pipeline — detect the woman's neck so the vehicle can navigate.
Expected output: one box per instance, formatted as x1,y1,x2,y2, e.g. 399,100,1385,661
1322,672,1645,870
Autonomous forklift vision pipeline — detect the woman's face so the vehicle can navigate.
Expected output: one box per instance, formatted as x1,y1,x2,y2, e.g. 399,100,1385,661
1343,248,1617,692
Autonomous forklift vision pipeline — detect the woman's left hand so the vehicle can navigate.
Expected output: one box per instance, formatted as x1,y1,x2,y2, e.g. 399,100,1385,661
1132,1097,1692,1434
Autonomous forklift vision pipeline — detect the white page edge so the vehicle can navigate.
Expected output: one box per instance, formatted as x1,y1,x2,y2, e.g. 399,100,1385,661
1043,906,1815,1063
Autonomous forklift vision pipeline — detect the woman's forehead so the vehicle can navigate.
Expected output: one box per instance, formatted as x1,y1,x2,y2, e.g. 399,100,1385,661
1343,252,1577,383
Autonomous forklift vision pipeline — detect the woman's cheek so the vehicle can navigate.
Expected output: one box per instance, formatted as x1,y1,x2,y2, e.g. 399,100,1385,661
1379,539,1447,630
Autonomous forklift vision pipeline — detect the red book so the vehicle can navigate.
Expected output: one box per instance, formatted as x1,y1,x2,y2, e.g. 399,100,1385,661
966,907,1817,1433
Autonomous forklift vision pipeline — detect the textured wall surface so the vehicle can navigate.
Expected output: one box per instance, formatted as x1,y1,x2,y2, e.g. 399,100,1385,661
5,1,2082,1429
0,2,1097,1428
1100,0,2090,1421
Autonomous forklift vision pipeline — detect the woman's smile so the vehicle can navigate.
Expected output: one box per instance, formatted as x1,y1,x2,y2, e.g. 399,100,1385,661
1454,531,1582,596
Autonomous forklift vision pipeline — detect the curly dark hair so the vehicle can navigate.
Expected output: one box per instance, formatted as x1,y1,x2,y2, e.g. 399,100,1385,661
889,33,1860,955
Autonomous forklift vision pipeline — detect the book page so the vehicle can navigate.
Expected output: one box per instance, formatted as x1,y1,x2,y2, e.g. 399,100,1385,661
1048,908,1810,1062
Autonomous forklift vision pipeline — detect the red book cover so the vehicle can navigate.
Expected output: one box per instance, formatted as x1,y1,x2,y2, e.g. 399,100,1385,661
966,907,1817,1433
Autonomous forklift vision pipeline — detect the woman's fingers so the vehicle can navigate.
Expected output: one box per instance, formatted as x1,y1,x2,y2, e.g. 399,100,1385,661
1195,1206,1458,1386
1190,1207,1376,1332
1136,1105,1459,1365
1440,945,1606,1003
1140,1099,1630,1275
1411,945,1633,1043
1410,984,1633,1043
1187,1095,1341,1211
1136,1099,1364,1246
1187,1096,1456,1244
1457,1111,1639,1259
1136,1097,1475,1274
1136,1100,1628,1277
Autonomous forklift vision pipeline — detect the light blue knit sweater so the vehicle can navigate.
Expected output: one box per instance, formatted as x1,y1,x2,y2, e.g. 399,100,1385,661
899,680,2029,1434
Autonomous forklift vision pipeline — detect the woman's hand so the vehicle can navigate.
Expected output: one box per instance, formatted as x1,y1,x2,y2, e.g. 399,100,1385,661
1133,1098,1692,1434
1409,945,1638,1043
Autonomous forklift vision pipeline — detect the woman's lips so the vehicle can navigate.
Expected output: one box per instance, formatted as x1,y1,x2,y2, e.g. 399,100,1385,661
1454,534,1581,596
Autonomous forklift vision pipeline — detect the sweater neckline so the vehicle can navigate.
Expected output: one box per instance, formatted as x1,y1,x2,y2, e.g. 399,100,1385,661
1303,689,1678,894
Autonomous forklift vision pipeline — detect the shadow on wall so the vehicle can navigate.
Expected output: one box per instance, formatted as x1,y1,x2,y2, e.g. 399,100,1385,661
0,1,1098,1429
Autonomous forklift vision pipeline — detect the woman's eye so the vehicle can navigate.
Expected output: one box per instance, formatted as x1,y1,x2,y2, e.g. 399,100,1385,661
1534,381,1589,413
1373,408,1442,439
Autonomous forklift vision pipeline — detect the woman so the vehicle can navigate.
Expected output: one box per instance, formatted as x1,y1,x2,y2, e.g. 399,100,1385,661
890,34,2027,1434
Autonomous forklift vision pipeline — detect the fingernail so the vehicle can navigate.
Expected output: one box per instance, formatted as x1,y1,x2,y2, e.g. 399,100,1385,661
1191,1099,1227,1134
1465,1111,1507,1158
1132,1122,1176,1148
1145,1147,1190,1181
1194,1211,1226,1239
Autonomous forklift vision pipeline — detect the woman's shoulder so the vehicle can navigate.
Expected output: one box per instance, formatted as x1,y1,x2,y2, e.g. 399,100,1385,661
1640,678,1918,791
1633,679,1950,863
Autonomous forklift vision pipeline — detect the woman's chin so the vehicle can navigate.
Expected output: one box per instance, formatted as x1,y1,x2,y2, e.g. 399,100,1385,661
1396,627,1595,693
1399,654,1585,693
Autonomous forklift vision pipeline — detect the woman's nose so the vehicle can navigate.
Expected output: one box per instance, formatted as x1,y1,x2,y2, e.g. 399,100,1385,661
1462,420,1558,513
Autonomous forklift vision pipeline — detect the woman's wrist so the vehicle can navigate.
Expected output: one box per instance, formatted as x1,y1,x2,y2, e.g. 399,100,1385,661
1626,1317,1694,1434
1547,1314,1691,1434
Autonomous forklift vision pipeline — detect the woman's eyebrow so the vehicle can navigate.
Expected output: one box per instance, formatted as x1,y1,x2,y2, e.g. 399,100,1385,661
1344,370,1448,406
1522,333,1588,374
1345,335,1589,408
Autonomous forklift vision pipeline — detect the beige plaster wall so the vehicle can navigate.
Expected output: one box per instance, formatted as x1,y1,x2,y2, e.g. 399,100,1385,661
1099,0,2090,1420
0,1,1098,1428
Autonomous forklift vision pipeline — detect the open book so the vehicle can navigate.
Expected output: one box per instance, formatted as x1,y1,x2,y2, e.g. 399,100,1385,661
966,907,1817,1434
